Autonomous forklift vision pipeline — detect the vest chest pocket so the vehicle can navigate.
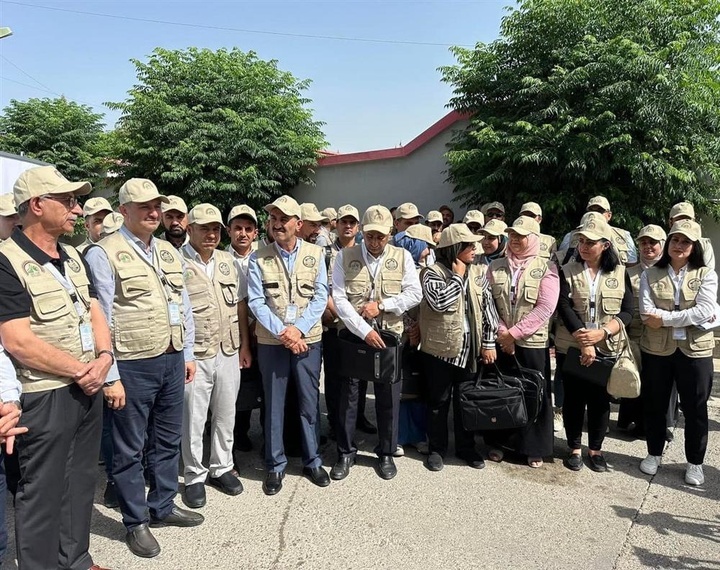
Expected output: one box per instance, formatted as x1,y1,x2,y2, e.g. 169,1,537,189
523,285,539,304
117,266,151,299
346,280,369,297
164,272,185,294
27,280,72,321
381,278,402,297
262,281,282,298
688,328,714,352
188,287,212,312
221,283,239,306
601,291,623,315
490,281,506,299
296,272,316,298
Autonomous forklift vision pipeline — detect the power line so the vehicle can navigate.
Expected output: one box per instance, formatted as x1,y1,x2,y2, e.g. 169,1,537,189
0,76,105,109
1,55,56,94
5,1,475,48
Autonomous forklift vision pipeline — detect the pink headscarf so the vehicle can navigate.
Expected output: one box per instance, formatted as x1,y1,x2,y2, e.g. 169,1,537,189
507,233,540,273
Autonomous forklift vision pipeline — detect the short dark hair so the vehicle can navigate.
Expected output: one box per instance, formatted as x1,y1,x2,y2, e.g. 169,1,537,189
573,239,620,272
655,237,705,270
16,201,29,218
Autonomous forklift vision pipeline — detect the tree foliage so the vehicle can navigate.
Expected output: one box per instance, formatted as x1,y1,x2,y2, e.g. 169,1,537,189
441,0,720,236
108,47,327,216
0,97,108,184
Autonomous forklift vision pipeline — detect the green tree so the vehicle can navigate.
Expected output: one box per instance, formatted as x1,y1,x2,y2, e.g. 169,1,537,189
108,47,327,216
0,97,107,184
441,0,720,236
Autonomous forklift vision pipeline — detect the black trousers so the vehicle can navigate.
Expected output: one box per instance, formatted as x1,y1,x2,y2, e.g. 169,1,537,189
234,343,265,443
15,383,102,570
641,350,713,464
424,355,476,457
322,328,341,431
337,377,401,458
556,352,610,451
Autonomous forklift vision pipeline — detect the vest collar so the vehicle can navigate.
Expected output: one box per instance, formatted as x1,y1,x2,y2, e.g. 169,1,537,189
11,227,68,266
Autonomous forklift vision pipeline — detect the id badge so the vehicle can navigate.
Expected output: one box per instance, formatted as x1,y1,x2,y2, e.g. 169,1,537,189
585,322,600,330
79,323,95,352
168,302,182,326
672,327,687,340
284,304,299,325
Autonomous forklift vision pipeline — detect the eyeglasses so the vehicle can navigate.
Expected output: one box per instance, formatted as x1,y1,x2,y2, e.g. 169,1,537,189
40,194,78,209
485,211,504,219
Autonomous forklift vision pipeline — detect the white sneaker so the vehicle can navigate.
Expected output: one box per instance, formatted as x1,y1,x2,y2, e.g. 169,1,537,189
393,445,405,458
640,455,661,475
685,463,704,486
553,409,563,433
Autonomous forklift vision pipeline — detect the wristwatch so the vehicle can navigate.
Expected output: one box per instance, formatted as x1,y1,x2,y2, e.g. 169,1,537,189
378,302,385,312
98,350,116,365
104,380,117,387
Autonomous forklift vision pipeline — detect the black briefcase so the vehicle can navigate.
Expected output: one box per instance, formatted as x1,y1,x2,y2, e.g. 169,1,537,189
458,365,529,431
337,328,403,384
563,346,616,388
502,357,545,424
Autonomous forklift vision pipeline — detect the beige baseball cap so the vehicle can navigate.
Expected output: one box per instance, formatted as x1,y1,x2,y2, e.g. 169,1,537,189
426,210,443,223
161,195,188,214
405,223,436,248
337,204,360,221
83,196,113,217
479,219,507,237
394,202,424,220
264,195,301,218
14,166,92,206
577,211,606,227
463,210,485,225
520,201,542,217
0,194,17,217
189,203,223,225
101,211,125,237
668,219,702,242
321,207,337,222
438,223,483,248
507,216,540,236
227,204,257,224
362,205,393,234
119,179,169,206
637,224,667,242
576,218,612,241
300,203,325,222
480,201,505,215
587,196,611,212
669,201,695,220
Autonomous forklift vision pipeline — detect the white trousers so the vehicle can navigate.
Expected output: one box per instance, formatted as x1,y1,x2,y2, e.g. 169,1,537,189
182,350,241,485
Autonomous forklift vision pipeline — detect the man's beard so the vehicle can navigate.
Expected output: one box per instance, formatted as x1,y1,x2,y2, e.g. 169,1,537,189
167,226,186,239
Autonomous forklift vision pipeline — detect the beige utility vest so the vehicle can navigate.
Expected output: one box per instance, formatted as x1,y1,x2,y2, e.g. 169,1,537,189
418,263,484,359
489,256,551,349
254,240,324,345
640,266,713,358
183,249,240,359
99,232,185,360
538,234,557,260
555,261,625,354
0,240,94,392
610,227,632,265
341,244,405,335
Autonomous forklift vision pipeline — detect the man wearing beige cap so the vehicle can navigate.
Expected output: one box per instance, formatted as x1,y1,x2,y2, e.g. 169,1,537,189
519,201,557,260
0,194,20,241
393,202,423,234
481,201,506,222
299,202,325,244
463,210,485,234
331,205,422,481
78,196,113,253
0,165,115,570
181,204,249,509
438,204,455,228
161,194,189,249
247,195,330,495
668,201,715,269
316,207,337,247
426,210,444,243
85,178,202,558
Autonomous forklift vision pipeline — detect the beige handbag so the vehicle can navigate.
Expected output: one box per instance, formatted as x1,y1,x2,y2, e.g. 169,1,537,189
607,322,641,399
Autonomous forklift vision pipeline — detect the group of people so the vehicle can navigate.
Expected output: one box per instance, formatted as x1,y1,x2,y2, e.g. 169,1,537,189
0,164,715,569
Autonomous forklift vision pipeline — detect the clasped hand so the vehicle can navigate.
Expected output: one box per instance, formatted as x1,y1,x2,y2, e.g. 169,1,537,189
572,327,605,347
279,325,308,354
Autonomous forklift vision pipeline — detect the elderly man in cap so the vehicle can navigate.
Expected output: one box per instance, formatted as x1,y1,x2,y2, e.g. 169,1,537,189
181,204,249,508
481,201,506,222
518,202,557,260
299,202,325,244
161,194,189,249
85,178,202,558
247,195,330,495
331,205,422,481
316,207,337,247
78,197,113,253
668,202,715,269
0,165,115,570
0,194,20,241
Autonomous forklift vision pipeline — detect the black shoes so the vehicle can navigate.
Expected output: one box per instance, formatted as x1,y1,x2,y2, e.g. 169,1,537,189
458,452,485,470
263,471,284,496
330,456,355,480
183,482,206,509
426,452,444,472
356,416,378,434
303,466,331,487
126,523,161,558
150,506,204,528
377,456,397,480
564,452,584,471
209,471,244,496
103,481,119,509
588,453,608,473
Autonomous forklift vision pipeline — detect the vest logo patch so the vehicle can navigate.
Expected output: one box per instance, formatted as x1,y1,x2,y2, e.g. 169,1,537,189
302,255,316,268
66,258,81,273
348,260,362,272
530,268,545,279
159,250,175,264
218,262,231,276
117,251,133,263
23,261,42,277
688,278,702,291
475,276,482,286
263,256,274,265
185,269,195,280
605,277,619,289
540,242,548,251
384,258,398,271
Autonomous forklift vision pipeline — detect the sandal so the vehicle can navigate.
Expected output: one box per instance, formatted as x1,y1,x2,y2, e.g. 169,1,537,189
488,449,504,463
528,457,544,469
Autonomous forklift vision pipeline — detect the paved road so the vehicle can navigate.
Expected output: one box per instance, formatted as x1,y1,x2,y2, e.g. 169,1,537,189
4,368,719,569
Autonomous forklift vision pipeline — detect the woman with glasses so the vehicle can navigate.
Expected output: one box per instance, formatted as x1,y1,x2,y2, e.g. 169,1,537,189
638,220,716,486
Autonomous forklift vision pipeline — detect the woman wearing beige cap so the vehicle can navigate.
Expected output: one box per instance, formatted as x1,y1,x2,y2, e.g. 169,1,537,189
485,217,559,468
638,220,716,486
476,219,507,268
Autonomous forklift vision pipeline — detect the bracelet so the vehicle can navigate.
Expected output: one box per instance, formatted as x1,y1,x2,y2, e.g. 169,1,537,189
98,350,115,365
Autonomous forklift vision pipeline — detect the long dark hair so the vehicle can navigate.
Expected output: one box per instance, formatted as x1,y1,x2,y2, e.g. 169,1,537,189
573,239,620,272
655,238,705,270
436,242,474,269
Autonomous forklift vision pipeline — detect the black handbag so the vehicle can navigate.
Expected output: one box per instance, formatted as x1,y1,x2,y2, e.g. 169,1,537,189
337,327,404,384
458,365,529,431
502,357,544,424
562,346,617,387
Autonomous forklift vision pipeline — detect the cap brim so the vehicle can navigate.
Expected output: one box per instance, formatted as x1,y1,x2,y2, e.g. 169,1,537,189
576,230,605,241
264,204,299,217
363,223,392,234
480,229,504,237
0,209,17,216
302,215,325,223
668,229,698,242
52,181,93,197
508,227,536,236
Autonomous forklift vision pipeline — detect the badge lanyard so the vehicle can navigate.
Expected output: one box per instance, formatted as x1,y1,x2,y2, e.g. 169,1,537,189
669,266,687,340
510,267,523,307
151,247,182,326
360,246,384,328
275,244,316,325
584,264,602,328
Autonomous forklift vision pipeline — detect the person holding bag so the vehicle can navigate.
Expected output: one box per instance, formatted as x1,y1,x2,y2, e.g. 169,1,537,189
418,224,499,472
638,220,716,486
555,218,633,472
485,217,560,469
